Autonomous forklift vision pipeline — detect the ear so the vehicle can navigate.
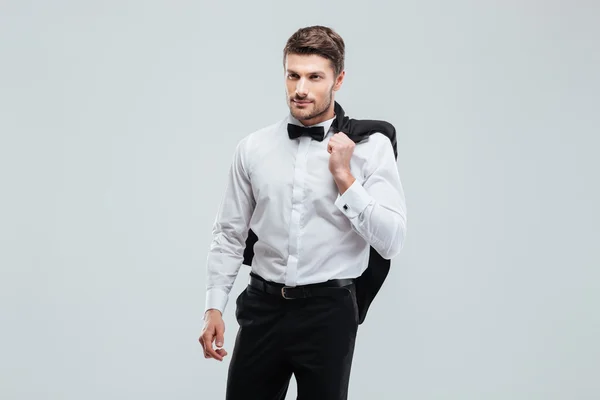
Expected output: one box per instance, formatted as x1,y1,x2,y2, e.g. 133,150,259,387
333,70,345,92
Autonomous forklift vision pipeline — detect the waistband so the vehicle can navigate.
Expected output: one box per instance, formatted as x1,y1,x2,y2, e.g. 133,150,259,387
249,272,354,299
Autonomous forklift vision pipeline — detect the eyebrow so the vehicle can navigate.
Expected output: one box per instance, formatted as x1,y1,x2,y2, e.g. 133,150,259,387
286,69,326,76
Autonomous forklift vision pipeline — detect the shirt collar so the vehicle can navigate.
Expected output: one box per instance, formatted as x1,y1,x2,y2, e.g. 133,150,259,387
287,113,336,140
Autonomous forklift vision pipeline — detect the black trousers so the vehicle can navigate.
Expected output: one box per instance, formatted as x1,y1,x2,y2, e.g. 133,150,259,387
225,274,360,400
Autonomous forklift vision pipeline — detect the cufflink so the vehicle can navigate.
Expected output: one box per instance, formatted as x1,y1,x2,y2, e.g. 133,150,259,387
343,204,348,211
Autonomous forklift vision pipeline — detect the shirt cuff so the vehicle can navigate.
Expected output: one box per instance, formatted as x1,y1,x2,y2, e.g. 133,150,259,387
204,287,228,315
334,179,372,219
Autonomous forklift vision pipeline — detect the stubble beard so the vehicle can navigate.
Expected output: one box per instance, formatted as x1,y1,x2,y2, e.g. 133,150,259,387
289,89,334,123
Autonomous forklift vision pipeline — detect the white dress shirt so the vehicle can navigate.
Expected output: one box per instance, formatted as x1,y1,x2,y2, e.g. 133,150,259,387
204,112,407,314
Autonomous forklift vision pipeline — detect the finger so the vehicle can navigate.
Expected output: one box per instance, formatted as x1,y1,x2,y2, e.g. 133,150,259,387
209,348,224,361
202,332,222,361
199,336,211,359
205,346,222,360
216,348,228,358
215,325,225,349
330,137,348,148
205,342,222,360
333,132,351,142
333,136,351,146
198,335,206,352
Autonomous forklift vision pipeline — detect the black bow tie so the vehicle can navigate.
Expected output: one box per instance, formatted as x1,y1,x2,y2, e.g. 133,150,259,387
287,123,325,142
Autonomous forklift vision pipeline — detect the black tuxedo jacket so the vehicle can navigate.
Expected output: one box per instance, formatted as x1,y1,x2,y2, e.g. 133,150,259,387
242,101,398,324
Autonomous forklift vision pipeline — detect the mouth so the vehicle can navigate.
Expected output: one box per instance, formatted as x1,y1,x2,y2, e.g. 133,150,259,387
292,99,312,106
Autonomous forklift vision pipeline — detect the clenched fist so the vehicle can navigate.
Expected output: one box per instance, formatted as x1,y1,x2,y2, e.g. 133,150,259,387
327,132,355,177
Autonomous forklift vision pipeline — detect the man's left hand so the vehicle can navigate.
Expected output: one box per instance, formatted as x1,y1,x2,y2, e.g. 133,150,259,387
327,132,355,177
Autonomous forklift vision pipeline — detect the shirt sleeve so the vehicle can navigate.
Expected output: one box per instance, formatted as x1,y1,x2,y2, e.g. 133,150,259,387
334,135,407,259
204,136,255,315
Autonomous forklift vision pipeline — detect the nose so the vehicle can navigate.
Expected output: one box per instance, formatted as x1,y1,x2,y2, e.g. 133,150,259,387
295,78,308,97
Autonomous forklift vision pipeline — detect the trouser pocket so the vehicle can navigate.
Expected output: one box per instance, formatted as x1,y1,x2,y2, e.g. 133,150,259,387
342,284,359,325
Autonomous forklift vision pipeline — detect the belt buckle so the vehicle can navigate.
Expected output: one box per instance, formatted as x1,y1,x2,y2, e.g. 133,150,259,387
281,286,292,299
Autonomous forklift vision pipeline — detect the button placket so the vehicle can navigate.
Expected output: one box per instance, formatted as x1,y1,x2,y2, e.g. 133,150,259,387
285,137,310,286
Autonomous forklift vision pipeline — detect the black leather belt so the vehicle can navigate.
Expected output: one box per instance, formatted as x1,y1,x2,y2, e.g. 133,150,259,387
249,272,354,299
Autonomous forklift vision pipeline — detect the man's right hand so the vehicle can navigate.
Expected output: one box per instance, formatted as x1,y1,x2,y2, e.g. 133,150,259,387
199,309,228,361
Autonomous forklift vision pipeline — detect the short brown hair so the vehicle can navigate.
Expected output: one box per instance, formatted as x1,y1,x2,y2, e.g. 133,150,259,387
283,25,345,77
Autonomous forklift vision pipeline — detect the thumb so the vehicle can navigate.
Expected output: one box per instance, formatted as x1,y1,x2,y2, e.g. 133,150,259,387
215,325,225,348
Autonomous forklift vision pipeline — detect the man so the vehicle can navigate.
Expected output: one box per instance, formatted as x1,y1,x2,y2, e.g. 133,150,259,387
199,25,407,399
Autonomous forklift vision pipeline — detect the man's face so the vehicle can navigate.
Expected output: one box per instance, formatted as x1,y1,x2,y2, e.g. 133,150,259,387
284,53,344,126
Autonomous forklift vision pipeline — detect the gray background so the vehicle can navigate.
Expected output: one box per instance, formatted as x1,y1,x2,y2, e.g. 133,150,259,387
1,1,598,399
